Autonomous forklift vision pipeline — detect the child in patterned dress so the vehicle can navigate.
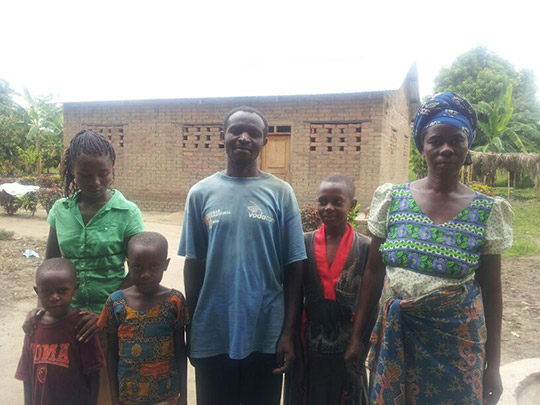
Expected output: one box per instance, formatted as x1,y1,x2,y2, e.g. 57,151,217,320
98,232,189,405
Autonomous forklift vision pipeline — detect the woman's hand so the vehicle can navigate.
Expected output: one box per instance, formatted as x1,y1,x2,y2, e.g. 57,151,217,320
483,365,503,404
76,310,100,342
22,308,45,335
344,337,367,377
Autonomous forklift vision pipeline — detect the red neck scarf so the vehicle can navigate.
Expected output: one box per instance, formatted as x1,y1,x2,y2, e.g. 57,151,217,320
314,223,354,301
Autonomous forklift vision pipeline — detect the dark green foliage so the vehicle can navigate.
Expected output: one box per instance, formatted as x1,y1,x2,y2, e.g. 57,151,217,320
0,189,39,216
18,192,38,215
434,46,539,112
473,84,540,153
347,203,361,229
409,137,427,179
36,186,63,214
0,78,63,176
433,47,540,153
18,176,37,185
0,190,21,215
0,79,31,174
36,174,62,188
300,205,321,232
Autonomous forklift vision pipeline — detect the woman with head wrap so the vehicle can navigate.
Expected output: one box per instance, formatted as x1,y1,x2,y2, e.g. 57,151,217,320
344,92,513,404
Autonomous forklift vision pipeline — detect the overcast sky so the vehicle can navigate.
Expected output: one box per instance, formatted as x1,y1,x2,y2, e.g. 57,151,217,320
2,0,538,103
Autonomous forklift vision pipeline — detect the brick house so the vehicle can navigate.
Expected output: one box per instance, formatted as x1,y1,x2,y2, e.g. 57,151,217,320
63,66,419,211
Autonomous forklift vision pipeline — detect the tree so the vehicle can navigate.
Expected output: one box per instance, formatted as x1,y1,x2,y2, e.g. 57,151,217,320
0,79,30,174
434,47,540,152
23,89,63,176
434,46,540,113
16,146,38,173
41,129,63,173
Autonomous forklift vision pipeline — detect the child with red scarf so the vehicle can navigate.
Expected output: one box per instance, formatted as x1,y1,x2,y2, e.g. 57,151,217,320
286,175,370,405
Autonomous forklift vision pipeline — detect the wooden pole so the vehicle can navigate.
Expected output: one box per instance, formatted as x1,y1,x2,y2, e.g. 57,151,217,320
507,170,511,199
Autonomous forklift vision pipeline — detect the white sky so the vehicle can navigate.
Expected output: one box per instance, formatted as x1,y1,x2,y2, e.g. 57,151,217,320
1,0,539,103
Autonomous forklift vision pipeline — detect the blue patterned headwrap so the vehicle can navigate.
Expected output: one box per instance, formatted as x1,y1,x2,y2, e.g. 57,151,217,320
413,92,477,152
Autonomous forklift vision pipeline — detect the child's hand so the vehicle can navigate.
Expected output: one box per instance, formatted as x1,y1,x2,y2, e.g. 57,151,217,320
76,311,100,342
22,308,45,335
344,338,366,376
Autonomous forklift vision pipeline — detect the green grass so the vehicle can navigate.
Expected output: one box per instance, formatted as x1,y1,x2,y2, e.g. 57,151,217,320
504,199,540,257
0,229,15,240
493,187,538,200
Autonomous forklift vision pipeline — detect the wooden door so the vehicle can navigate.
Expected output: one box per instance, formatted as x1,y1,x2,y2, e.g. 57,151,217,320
260,134,291,182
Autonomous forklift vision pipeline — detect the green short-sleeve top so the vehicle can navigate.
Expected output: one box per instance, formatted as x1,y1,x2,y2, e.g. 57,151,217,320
48,189,145,313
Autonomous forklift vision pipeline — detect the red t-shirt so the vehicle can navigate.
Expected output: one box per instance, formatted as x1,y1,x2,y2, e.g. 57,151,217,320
15,309,105,405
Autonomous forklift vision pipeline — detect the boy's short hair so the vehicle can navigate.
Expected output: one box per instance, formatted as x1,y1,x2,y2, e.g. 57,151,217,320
128,232,168,256
223,106,269,138
36,258,77,283
320,174,356,199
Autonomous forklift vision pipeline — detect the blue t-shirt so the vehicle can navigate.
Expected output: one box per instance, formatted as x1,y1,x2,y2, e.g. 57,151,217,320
178,172,307,359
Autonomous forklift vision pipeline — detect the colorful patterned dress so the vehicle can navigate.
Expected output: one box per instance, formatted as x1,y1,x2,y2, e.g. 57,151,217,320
367,183,512,404
98,289,189,404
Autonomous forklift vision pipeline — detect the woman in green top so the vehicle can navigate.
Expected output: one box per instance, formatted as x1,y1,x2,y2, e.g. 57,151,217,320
25,130,145,340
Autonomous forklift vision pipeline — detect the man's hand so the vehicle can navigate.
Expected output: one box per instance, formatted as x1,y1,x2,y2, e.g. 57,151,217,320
483,365,503,404
22,308,45,335
76,311,100,342
272,333,295,375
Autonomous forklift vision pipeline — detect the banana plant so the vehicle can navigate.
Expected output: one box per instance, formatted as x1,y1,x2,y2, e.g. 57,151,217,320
474,84,537,153
23,89,63,175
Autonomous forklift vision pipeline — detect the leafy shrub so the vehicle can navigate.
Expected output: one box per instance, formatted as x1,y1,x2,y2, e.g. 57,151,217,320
0,190,39,215
347,203,362,229
467,181,494,197
37,175,62,188
18,192,38,215
36,187,63,214
300,205,321,232
409,138,427,179
0,190,21,215
0,177,17,184
18,175,37,185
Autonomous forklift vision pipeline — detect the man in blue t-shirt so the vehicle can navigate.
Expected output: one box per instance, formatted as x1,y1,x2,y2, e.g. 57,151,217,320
178,106,306,405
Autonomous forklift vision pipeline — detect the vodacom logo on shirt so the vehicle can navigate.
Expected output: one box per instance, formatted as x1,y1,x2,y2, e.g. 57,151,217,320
247,201,275,223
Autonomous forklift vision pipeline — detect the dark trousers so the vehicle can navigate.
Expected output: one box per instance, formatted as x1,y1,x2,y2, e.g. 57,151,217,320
192,353,282,405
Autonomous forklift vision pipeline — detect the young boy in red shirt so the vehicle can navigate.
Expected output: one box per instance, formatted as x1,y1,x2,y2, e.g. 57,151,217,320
15,258,104,405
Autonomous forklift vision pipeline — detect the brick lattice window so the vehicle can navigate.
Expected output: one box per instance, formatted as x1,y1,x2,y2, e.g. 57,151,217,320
309,123,361,153
182,125,223,149
86,126,125,147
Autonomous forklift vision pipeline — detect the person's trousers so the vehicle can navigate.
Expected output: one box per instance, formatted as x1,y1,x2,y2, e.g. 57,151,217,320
192,352,282,405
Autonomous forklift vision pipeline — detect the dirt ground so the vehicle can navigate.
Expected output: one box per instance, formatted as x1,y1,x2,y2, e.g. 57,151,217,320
1,208,539,403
